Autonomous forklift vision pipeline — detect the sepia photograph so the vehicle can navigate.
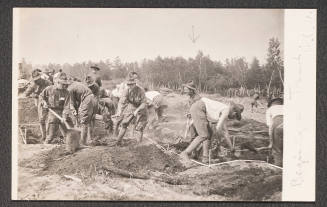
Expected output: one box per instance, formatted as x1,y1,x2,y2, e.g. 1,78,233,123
11,8,316,201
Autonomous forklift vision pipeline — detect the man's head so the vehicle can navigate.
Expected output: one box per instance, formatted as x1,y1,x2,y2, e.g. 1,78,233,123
31,69,42,84
228,102,244,121
59,69,63,73
90,65,100,74
44,68,51,75
128,71,140,84
126,72,137,89
56,72,71,89
182,81,196,96
267,97,283,108
85,75,96,87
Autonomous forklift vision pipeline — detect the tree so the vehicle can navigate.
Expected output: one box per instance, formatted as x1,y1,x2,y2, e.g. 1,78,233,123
266,38,284,93
246,57,265,89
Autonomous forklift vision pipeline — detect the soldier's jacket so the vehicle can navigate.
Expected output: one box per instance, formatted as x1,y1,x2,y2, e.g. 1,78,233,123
24,79,52,98
116,85,146,115
39,85,70,112
185,93,202,116
88,83,100,97
67,82,93,110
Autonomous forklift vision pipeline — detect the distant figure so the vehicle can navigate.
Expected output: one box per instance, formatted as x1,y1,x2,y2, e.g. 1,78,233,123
85,75,100,97
266,97,283,167
53,69,63,81
251,93,262,112
41,68,54,84
89,65,102,87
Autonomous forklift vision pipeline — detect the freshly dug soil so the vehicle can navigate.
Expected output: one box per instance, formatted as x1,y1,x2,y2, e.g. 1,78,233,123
32,143,185,177
179,161,282,201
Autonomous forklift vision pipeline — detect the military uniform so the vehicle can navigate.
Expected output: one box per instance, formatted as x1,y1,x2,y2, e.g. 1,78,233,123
67,82,97,125
88,72,102,88
39,85,70,143
67,82,97,145
145,91,167,120
99,97,118,134
266,102,283,167
116,85,148,131
24,78,52,140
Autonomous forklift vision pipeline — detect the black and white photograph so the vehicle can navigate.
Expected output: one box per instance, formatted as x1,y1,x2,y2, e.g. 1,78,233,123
11,8,316,201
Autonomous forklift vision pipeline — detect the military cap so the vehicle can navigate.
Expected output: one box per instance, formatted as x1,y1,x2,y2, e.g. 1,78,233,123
90,65,100,71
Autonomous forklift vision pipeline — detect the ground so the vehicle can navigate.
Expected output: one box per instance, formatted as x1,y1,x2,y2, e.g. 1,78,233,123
16,91,282,201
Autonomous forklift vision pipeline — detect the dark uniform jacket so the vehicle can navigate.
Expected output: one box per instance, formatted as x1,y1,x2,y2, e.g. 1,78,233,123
24,79,52,98
39,85,70,111
67,82,93,110
117,85,146,115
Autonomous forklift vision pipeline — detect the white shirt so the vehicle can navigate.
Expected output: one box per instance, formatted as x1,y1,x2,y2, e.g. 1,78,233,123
145,91,160,101
41,73,50,80
201,97,229,122
53,72,62,79
111,82,128,98
266,105,283,127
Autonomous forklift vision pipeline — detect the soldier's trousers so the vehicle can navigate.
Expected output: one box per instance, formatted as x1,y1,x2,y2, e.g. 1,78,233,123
44,109,67,144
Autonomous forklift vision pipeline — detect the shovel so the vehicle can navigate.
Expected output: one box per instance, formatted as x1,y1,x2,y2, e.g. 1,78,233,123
184,118,193,139
48,108,76,130
48,108,81,153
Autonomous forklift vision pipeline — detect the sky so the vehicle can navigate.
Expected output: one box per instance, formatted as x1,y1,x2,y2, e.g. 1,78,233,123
14,8,284,65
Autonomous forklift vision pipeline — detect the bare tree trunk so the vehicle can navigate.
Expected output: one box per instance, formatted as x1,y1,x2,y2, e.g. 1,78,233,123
267,69,275,99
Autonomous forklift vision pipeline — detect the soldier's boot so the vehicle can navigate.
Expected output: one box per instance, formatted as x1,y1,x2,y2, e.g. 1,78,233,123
44,123,56,144
87,122,94,142
40,123,47,141
59,123,67,144
80,124,88,146
116,127,127,146
202,139,210,164
180,136,206,161
135,130,144,143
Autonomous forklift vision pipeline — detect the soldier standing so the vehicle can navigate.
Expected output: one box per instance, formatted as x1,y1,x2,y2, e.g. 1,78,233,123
24,69,52,141
113,72,148,145
39,73,72,144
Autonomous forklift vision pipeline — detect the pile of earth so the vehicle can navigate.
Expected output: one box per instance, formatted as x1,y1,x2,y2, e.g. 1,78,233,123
179,161,282,201
20,142,185,178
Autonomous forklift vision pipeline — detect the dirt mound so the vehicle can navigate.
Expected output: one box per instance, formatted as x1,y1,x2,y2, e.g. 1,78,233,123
19,98,39,124
110,144,185,173
180,161,282,201
35,143,185,177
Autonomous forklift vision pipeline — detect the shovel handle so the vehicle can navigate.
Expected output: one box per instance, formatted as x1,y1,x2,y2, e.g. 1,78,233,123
48,108,72,129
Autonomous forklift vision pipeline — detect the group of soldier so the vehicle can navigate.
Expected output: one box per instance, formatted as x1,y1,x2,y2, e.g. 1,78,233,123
22,66,283,167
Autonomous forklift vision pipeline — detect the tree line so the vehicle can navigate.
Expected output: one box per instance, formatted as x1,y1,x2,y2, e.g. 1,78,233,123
19,37,283,96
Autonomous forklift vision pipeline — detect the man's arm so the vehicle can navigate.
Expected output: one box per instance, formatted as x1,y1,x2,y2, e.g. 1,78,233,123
133,91,147,115
116,89,129,116
216,107,229,132
63,91,71,118
266,109,273,148
39,87,49,107
24,82,37,97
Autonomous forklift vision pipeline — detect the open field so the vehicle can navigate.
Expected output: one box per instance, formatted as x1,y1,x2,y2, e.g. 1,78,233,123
16,91,281,201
